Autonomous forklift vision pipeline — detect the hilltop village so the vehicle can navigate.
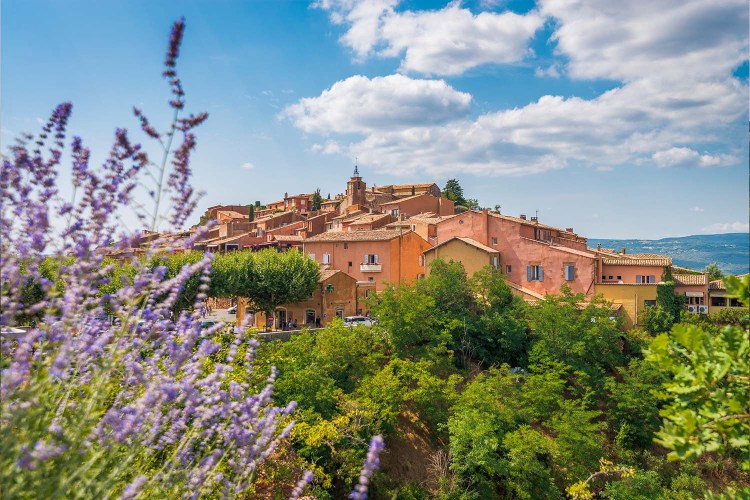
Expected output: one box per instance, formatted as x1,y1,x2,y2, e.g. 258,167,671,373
107,168,742,330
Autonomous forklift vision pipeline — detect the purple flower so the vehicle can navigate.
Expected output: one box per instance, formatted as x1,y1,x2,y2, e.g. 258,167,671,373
349,435,385,500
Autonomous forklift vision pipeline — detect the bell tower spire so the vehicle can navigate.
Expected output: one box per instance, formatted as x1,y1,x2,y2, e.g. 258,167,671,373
353,157,359,177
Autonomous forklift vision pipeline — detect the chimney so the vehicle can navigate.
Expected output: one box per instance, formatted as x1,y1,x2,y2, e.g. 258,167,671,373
621,247,626,254
284,192,288,198
531,216,538,222
520,214,526,220
597,243,602,251
566,228,574,233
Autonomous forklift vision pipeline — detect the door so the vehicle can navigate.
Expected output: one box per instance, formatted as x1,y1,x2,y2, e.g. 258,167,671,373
305,309,316,325
277,309,287,329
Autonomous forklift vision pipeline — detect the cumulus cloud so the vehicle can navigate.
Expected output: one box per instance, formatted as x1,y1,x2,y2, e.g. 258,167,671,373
702,221,750,233
240,162,255,170
652,147,737,168
311,140,342,154
691,206,704,212
315,0,543,75
293,0,747,177
282,74,471,134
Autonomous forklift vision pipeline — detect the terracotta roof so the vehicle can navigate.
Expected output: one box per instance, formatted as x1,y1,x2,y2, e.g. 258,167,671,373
305,229,412,242
380,183,438,190
507,281,545,300
673,274,707,286
206,231,254,246
425,236,499,255
520,237,596,259
272,234,303,242
319,269,340,282
709,279,726,290
348,213,392,225
600,253,672,266
379,193,428,206
489,211,581,237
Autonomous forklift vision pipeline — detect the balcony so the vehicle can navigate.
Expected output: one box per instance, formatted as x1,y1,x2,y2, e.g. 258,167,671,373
360,263,382,272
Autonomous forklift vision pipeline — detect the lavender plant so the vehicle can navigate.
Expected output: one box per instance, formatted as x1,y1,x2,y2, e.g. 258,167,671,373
0,19,296,498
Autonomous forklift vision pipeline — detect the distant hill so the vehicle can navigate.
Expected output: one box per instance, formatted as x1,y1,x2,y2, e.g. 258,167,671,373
588,233,749,275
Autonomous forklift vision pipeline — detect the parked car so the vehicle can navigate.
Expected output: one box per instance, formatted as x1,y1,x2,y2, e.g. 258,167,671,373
200,320,217,330
343,316,376,327
227,305,237,314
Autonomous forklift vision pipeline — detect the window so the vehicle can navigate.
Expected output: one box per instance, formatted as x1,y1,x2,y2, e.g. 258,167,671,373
348,261,352,267
617,276,622,280
644,300,657,307
308,253,315,261
636,275,656,284
711,296,726,307
343,242,348,249
368,277,374,282
364,289,371,298
391,209,399,216
301,199,305,205
729,298,741,307
506,265,512,273
564,264,575,281
492,237,498,245
412,224,417,231
323,253,330,264
608,275,613,280
418,255,425,266
364,254,378,264
527,265,544,281
225,244,239,252
459,219,464,225
602,275,606,280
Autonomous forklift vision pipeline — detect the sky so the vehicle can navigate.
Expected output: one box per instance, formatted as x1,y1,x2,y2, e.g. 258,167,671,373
2,0,749,239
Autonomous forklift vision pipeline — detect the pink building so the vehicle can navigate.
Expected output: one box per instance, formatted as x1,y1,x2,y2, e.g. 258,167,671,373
436,210,596,297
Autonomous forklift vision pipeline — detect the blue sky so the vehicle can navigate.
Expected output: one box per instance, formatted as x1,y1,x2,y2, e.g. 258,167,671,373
2,0,748,239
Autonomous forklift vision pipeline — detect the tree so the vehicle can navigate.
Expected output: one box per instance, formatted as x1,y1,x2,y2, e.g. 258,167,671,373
411,185,416,196
312,188,323,210
644,275,750,469
248,204,255,222
704,262,724,281
246,249,320,324
326,193,331,199
254,200,261,208
442,179,466,206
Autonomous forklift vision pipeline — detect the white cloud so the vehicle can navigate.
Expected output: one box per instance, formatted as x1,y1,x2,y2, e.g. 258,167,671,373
652,147,737,168
311,140,342,154
316,0,543,75
534,64,561,78
282,74,471,134
293,0,747,177
691,206,704,212
240,162,255,170
702,221,750,233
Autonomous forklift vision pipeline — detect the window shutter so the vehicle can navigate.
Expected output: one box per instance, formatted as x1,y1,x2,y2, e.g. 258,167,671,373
527,265,532,281
374,254,379,264
539,266,544,281
649,275,655,283
364,254,369,264
636,275,642,284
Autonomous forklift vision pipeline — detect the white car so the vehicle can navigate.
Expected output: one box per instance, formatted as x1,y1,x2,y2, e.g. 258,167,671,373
343,316,376,327
227,305,237,314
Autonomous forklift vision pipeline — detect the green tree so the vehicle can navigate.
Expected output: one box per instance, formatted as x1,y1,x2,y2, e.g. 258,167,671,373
645,276,750,469
254,200,261,208
704,262,724,281
502,426,562,499
312,188,323,210
248,204,255,222
211,249,319,326
246,249,319,324
442,179,466,206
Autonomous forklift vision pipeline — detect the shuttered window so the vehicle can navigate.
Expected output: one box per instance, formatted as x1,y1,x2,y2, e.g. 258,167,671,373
527,265,543,281
564,264,575,281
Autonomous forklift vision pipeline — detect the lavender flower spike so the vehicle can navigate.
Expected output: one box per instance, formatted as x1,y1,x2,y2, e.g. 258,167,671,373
289,470,314,499
349,435,385,500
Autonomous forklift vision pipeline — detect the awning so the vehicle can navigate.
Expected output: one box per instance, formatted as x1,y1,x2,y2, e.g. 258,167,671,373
685,291,704,297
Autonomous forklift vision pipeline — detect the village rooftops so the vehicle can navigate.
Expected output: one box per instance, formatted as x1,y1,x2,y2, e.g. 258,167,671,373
304,229,413,242
488,211,583,239
426,236,499,255
596,251,673,266
347,213,392,225
672,273,708,286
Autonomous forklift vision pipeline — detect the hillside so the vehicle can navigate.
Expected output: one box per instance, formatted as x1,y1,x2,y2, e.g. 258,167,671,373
588,233,749,275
